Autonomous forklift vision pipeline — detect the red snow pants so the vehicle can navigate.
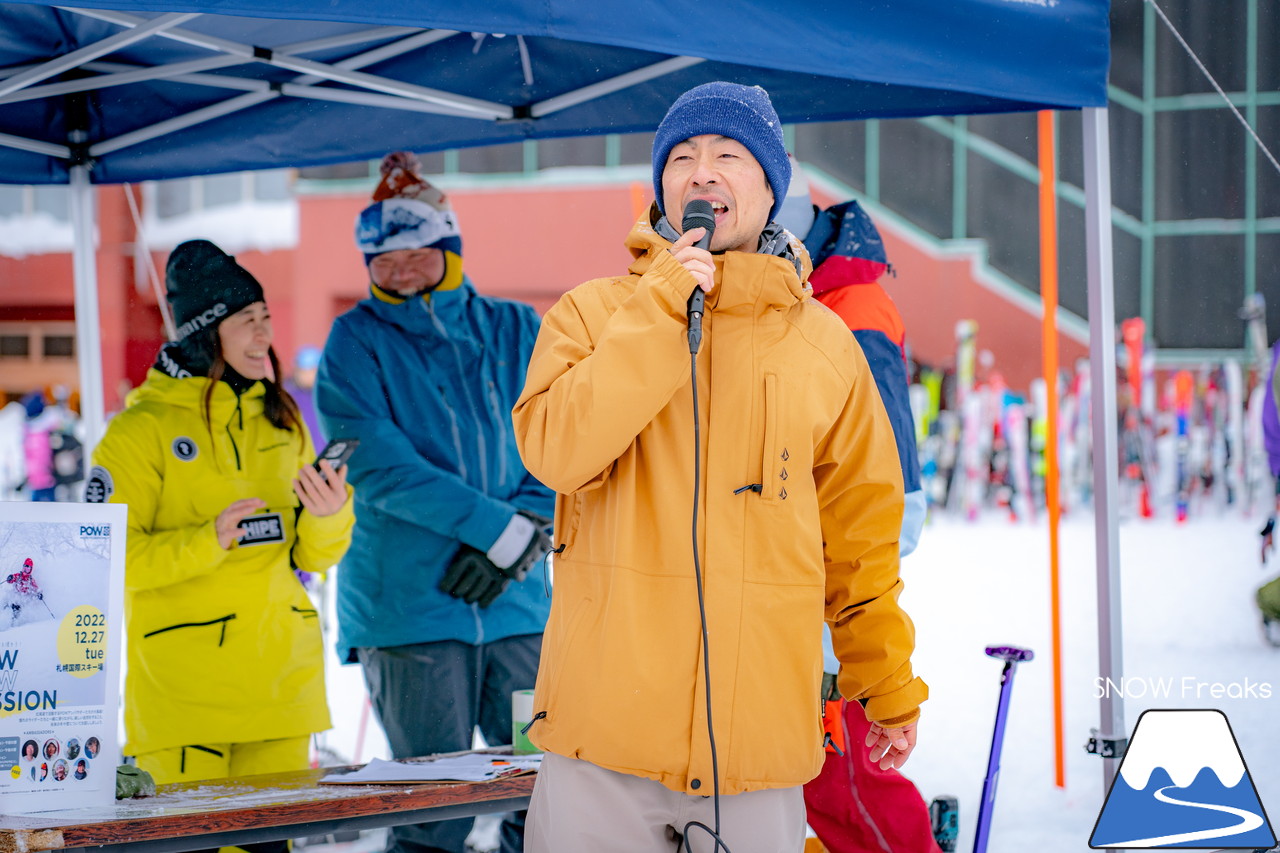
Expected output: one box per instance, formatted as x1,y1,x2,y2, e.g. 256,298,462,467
803,699,942,853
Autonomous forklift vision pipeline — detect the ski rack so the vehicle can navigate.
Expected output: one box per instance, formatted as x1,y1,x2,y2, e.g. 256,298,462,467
1084,727,1128,759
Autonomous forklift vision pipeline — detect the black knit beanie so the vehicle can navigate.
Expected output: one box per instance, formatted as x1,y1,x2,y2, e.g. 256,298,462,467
165,239,265,342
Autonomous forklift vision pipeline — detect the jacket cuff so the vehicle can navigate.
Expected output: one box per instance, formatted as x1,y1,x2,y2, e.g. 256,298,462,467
861,675,928,727
487,513,536,569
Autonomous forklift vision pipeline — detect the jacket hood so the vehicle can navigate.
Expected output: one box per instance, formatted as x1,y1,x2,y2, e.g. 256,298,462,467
804,200,891,296
624,207,813,314
129,364,266,420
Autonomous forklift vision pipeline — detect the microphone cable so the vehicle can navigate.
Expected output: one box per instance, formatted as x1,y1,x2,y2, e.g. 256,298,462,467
682,286,732,853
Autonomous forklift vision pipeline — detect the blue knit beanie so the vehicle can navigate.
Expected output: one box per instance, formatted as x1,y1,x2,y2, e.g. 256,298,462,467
652,82,791,223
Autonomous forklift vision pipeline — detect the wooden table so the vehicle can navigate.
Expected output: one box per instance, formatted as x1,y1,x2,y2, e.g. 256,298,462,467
0,763,534,853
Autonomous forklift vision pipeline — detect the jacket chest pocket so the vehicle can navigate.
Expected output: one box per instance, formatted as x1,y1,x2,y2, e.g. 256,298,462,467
760,372,789,505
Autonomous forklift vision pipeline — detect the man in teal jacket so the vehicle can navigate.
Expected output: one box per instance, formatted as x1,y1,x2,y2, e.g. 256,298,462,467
317,152,554,853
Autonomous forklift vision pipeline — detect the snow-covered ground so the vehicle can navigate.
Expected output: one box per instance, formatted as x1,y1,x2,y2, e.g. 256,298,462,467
312,507,1280,852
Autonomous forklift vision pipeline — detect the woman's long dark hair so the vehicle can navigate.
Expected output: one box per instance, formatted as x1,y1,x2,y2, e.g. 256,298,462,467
200,337,303,441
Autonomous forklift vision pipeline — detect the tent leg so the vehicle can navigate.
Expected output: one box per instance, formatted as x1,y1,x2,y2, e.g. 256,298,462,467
1083,107,1125,791
70,161,105,460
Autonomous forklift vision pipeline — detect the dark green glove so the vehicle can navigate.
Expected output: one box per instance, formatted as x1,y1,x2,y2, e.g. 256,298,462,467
116,764,156,799
439,546,509,608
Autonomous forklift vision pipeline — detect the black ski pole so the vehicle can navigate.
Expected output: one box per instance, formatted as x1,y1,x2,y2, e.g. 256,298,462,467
973,645,1034,853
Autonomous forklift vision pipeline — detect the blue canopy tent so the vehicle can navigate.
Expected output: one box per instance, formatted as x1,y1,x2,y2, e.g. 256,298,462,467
0,0,1125,802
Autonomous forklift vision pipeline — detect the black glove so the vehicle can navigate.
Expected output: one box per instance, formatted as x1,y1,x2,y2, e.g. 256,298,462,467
500,512,554,583
439,546,510,608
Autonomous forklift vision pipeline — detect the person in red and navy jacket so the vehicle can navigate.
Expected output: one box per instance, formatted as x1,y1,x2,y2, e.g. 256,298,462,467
779,168,941,853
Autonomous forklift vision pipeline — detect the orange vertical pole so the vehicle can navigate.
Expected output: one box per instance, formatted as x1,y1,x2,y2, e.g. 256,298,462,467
629,181,649,221
1038,109,1066,789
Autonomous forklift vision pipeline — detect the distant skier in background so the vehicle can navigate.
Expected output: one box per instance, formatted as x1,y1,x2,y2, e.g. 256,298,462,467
1256,337,1280,646
4,557,45,622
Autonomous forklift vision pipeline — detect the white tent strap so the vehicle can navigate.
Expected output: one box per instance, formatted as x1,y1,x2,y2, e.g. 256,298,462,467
1146,0,1280,179
123,183,175,341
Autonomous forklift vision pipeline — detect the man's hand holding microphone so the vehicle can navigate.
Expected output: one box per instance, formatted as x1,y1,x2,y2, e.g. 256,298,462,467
439,511,553,608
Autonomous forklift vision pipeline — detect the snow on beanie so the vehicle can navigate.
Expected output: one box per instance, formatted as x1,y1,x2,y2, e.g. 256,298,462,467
165,239,265,341
354,151,463,286
652,81,791,222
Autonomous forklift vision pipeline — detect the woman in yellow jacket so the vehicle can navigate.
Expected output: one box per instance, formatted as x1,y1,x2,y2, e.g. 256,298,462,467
88,241,353,829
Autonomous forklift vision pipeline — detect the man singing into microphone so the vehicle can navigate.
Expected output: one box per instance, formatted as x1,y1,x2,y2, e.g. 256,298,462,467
512,82,927,852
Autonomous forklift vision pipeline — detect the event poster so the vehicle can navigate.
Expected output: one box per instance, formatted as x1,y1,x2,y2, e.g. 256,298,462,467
0,502,125,813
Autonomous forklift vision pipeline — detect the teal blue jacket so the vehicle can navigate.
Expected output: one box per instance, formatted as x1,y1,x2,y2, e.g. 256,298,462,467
317,278,554,661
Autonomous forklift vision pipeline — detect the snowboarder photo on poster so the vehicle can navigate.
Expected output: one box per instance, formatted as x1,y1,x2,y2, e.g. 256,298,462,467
512,82,926,853
777,169,945,853
86,239,354,853
4,557,46,623
316,151,554,853
1254,337,1280,647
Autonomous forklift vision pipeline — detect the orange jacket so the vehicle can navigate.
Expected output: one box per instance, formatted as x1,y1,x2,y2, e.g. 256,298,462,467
513,215,926,796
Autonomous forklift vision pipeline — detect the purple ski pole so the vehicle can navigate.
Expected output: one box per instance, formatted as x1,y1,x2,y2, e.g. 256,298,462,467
972,645,1034,853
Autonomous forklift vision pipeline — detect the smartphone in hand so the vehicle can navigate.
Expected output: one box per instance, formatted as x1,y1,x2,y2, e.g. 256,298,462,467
313,438,360,479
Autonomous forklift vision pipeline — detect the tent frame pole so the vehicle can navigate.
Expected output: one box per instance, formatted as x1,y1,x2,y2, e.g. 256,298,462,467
1083,106,1125,790
70,158,105,459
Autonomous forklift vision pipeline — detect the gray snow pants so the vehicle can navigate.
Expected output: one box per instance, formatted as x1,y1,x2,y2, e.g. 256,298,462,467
357,633,542,853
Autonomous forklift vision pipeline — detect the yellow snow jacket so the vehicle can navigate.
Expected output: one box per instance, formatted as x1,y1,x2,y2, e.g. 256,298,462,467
89,368,353,755
512,215,928,796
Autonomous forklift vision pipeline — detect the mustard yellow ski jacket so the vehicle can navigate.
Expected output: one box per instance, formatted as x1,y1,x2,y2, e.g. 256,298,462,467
89,369,353,755
513,216,928,796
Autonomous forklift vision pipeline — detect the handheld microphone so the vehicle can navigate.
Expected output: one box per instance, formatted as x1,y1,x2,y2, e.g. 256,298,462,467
682,200,716,354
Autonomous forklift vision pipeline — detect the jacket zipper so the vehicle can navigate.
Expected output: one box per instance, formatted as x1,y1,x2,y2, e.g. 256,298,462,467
225,397,243,471
426,299,489,494
486,380,510,486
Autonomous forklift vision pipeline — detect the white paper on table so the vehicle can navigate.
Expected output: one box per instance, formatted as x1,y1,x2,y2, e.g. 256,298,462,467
320,753,542,785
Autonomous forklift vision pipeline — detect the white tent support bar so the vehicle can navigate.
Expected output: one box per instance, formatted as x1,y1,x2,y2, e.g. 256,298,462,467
71,28,448,98
0,11,197,98
1083,106,1125,790
62,7,256,57
64,8,509,118
85,28,482,157
327,28,458,70
278,84,486,118
11,28,444,105
0,55,245,104
90,90,275,156
69,161,105,457
273,25,426,57
531,56,705,118
263,54,510,118
0,131,70,157
0,62,52,81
